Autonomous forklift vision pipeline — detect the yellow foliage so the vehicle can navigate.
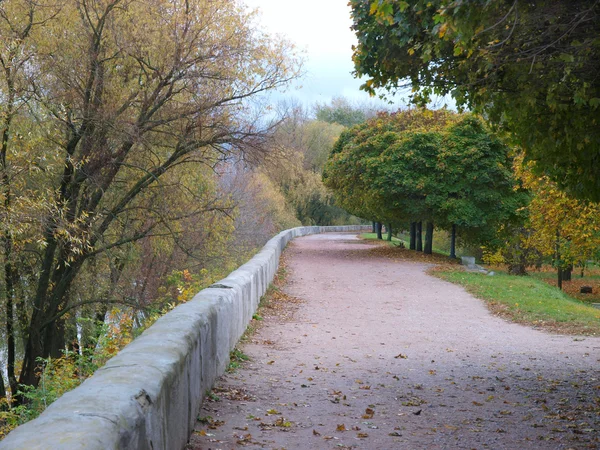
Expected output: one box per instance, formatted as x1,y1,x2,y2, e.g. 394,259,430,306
516,155,600,264
482,247,504,266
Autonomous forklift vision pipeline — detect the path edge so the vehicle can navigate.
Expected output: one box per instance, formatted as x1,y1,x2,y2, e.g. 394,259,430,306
0,226,368,450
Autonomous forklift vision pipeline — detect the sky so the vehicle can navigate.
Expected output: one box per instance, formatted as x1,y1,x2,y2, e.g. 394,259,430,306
243,0,407,109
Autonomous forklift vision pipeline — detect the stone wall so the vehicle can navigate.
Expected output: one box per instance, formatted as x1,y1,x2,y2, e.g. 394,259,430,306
0,226,368,450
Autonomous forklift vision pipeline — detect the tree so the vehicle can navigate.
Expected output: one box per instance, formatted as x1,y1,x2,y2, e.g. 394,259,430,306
428,117,528,251
259,105,361,226
324,110,524,254
323,109,458,242
0,0,299,392
314,96,378,128
517,160,600,289
349,0,600,201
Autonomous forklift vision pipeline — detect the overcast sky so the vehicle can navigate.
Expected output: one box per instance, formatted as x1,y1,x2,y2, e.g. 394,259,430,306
243,0,407,109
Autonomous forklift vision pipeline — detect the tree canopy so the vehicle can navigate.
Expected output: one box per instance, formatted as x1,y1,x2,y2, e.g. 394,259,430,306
349,0,600,201
323,110,525,247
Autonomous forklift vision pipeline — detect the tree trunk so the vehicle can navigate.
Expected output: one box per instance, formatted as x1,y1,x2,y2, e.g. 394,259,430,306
450,224,457,259
376,222,383,240
19,243,82,391
563,264,572,281
508,264,528,275
4,246,19,397
386,223,392,241
0,365,5,403
416,222,423,251
1,84,19,398
424,222,434,254
409,222,416,250
557,267,563,290
372,221,376,233
555,228,562,290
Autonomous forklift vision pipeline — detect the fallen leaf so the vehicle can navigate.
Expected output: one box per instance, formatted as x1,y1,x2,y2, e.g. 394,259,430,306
336,424,347,431
357,432,369,438
236,433,252,444
313,429,321,436
395,354,408,359
362,408,375,419
274,417,292,428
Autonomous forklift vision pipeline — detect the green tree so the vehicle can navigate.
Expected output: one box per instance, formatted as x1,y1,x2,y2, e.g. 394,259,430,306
324,111,524,255
349,0,600,201
323,109,457,248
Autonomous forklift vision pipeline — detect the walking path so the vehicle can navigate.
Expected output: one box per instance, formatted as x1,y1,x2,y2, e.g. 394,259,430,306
188,233,600,449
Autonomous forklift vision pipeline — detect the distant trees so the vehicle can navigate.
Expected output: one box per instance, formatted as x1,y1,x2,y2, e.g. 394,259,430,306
0,0,299,394
253,102,362,227
510,160,600,288
314,96,379,128
323,109,526,254
349,0,600,201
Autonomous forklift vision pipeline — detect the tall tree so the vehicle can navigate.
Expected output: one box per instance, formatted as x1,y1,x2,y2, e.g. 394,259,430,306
517,160,600,289
350,0,600,201
0,0,299,391
324,111,524,254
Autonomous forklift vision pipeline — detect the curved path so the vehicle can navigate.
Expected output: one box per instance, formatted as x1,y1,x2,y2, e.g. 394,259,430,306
189,233,600,449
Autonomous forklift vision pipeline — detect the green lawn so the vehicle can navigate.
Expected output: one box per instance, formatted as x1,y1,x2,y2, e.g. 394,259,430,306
359,233,407,246
434,268,600,335
360,232,451,256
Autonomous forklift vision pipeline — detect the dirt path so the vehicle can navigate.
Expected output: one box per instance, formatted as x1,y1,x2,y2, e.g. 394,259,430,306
188,233,600,450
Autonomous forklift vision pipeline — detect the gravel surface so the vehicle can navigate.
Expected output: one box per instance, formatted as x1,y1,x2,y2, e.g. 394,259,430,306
188,233,600,450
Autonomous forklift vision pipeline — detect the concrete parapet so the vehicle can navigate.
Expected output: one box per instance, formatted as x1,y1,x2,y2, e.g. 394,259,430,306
0,225,368,450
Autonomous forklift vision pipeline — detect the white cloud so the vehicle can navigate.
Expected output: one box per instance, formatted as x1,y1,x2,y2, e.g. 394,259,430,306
244,0,399,108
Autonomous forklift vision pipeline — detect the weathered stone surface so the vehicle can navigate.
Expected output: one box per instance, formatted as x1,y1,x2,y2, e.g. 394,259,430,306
0,225,368,450
461,256,476,267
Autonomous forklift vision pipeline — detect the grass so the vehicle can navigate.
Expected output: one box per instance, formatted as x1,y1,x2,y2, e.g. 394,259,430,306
226,348,251,373
486,264,600,304
360,232,406,246
360,232,451,256
433,268,600,336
